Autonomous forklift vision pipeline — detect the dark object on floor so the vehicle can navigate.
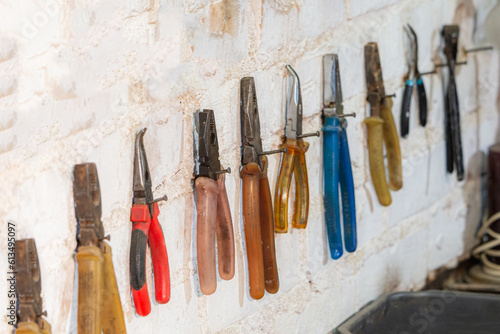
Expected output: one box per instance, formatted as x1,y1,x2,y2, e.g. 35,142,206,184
334,290,500,334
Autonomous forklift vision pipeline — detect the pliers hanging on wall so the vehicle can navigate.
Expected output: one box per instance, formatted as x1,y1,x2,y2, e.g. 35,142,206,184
321,54,357,259
73,163,126,333
130,129,170,316
400,24,428,137
193,109,235,295
275,65,319,233
364,43,403,207
15,239,52,334
240,77,281,299
442,25,464,181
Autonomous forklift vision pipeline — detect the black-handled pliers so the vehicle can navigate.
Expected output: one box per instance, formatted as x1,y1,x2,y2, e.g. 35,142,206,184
401,24,428,138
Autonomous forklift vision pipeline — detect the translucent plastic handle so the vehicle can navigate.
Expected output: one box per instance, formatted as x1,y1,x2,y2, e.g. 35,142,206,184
216,174,235,281
381,97,403,191
292,139,310,229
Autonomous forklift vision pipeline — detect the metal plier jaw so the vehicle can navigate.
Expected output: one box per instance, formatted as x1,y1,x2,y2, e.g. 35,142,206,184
73,163,104,248
15,239,52,334
364,43,402,207
193,109,235,296
321,54,357,259
274,65,318,233
240,77,280,299
130,128,170,316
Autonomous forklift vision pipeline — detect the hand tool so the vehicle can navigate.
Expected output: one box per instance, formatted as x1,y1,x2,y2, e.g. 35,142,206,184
15,239,52,334
130,128,170,316
322,54,357,259
364,43,403,206
442,25,464,181
240,77,282,299
72,163,126,334
275,65,319,233
193,109,235,295
401,24,428,137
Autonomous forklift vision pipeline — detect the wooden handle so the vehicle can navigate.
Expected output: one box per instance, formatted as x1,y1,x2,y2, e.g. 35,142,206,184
380,97,402,191
216,173,235,280
259,157,279,294
240,163,265,300
195,177,219,295
101,242,127,334
76,246,103,334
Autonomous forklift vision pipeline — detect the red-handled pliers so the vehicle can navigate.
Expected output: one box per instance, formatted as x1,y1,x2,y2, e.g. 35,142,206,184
130,128,170,317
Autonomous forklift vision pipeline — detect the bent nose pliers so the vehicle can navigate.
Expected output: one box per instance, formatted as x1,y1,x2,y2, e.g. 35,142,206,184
240,77,281,299
275,65,319,233
364,43,403,206
400,24,428,137
194,109,235,296
130,129,170,316
322,54,357,259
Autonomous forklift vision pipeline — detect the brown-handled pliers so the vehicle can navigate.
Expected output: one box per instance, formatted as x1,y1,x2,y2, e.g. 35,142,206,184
275,65,319,233
240,77,282,300
193,109,235,295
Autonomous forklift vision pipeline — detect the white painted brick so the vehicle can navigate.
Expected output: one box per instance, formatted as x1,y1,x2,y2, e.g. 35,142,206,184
1,0,499,333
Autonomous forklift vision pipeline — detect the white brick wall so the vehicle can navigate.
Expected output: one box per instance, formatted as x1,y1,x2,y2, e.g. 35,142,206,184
0,0,498,333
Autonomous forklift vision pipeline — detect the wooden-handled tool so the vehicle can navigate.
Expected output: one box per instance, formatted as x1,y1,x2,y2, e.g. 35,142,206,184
240,77,281,299
193,109,235,295
364,43,402,206
72,163,126,334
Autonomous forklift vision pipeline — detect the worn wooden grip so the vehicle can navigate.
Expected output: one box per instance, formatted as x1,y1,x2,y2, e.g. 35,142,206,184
76,245,103,334
216,174,235,281
259,157,279,294
364,116,392,206
240,163,265,300
292,140,310,229
195,177,219,295
380,97,402,191
101,242,126,334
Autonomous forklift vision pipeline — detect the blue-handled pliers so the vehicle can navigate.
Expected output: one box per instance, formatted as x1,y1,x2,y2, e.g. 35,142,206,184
321,54,357,259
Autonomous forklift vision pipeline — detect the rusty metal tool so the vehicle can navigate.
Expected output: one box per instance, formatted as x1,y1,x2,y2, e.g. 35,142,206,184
275,65,319,233
401,24,428,137
15,239,51,334
130,128,170,316
193,109,235,295
73,163,126,334
364,43,403,206
240,77,282,299
442,25,464,181
322,54,357,259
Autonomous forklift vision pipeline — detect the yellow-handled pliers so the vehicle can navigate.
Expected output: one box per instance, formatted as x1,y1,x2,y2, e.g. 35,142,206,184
275,65,319,233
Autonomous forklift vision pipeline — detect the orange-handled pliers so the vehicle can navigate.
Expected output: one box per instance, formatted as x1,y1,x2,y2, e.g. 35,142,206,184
275,65,319,233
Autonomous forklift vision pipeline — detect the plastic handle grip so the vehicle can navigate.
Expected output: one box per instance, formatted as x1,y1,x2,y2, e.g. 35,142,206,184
148,203,170,303
240,163,265,300
16,321,51,334
380,97,403,191
195,177,219,295
259,156,279,294
444,90,454,173
76,245,103,334
322,117,343,259
292,139,310,229
339,126,357,253
215,174,235,281
274,140,296,233
416,78,427,126
364,116,392,206
130,204,151,316
400,80,413,138
448,80,464,181
101,242,127,334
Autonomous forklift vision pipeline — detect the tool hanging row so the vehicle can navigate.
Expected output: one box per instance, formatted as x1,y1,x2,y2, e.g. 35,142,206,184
13,24,493,334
